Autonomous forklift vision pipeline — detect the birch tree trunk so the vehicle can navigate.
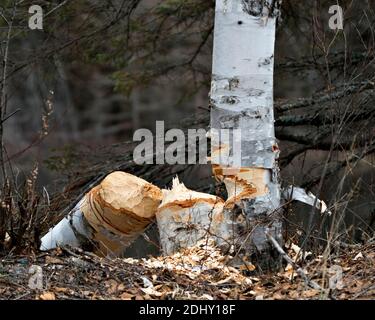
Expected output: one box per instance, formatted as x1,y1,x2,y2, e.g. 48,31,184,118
210,0,283,270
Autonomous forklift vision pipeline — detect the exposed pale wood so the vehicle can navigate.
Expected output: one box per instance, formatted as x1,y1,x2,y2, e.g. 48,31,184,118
156,177,228,255
41,171,162,257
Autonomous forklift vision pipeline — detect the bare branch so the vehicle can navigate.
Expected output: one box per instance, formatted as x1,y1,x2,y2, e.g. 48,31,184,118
266,230,323,291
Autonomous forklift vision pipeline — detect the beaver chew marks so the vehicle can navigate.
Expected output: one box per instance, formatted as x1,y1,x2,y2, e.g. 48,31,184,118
156,177,229,255
212,165,269,207
81,171,162,257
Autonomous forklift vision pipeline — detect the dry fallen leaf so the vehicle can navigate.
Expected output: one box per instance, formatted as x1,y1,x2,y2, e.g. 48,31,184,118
212,275,233,285
117,283,126,292
283,264,296,280
40,292,56,300
290,243,312,262
353,252,364,261
302,289,319,298
272,293,284,300
120,292,134,300
141,287,163,297
239,263,256,272
142,277,153,288
119,239,256,293
123,258,137,265
288,291,301,299
105,279,119,294
45,256,64,265
200,294,214,300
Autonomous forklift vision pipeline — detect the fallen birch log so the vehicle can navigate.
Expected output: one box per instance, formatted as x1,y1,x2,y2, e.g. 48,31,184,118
40,171,162,257
156,177,230,255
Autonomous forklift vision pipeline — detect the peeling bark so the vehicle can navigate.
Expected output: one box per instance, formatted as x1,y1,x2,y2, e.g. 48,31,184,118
41,171,162,257
210,0,282,269
283,186,331,215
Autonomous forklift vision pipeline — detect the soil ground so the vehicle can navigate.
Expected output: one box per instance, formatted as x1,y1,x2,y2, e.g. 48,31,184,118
0,241,374,300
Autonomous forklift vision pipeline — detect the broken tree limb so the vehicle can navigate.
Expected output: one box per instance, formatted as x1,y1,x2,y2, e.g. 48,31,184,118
276,81,374,113
282,186,332,215
266,230,323,291
156,177,229,255
41,171,162,256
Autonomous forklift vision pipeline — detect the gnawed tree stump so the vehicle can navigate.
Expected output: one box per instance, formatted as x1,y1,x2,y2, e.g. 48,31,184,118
214,165,283,269
156,177,230,255
41,171,162,257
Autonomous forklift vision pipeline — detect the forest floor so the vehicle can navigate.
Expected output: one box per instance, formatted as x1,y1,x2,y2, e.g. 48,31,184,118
0,239,374,300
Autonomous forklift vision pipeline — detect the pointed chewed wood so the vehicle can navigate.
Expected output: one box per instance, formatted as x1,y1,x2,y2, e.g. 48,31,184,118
156,177,231,255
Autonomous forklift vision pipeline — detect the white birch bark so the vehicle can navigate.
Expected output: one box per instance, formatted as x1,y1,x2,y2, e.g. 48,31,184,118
40,200,91,251
210,0,283,268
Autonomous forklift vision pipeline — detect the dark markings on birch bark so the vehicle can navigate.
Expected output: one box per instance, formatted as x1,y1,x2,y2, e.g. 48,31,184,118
210,0,283,271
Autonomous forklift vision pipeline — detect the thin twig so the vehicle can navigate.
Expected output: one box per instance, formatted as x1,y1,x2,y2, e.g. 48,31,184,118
266,230,324,291
0,0,17,180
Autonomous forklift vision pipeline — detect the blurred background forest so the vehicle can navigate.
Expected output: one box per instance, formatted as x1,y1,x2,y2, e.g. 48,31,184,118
0,0,374,255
